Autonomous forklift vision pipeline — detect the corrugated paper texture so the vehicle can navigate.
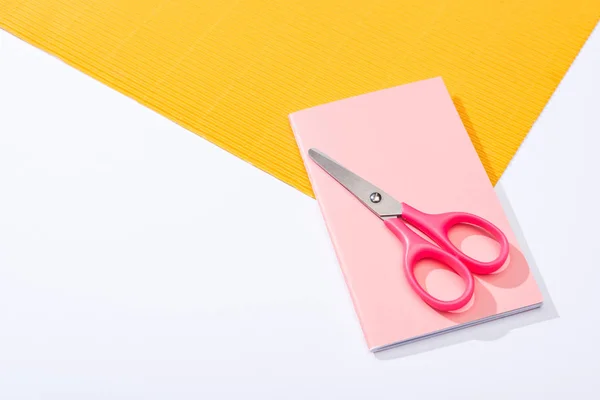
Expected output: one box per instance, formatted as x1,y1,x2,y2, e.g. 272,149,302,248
1,1,598,196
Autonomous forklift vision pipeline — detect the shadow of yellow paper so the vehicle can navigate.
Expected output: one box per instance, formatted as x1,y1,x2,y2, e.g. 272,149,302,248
1,1,598,196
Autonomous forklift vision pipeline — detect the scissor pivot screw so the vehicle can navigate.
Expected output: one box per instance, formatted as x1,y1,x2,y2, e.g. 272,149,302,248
370,192,382,203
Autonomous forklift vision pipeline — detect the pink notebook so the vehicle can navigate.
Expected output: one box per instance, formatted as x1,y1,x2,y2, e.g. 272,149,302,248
289,77,543,352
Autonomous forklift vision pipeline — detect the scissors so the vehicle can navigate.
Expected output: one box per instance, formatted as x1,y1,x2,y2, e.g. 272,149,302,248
309,149,510,312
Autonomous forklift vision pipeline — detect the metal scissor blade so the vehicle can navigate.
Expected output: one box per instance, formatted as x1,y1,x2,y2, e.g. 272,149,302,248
308,148,403,219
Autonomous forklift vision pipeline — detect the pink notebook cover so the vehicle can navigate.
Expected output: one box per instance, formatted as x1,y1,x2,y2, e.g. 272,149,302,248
289,77,543,351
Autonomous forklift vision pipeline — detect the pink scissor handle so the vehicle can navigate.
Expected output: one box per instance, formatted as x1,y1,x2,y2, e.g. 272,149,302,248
401,203,510,275
384,218,475,312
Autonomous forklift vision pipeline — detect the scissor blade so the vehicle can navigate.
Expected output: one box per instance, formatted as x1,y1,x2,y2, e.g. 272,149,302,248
308,148,403,219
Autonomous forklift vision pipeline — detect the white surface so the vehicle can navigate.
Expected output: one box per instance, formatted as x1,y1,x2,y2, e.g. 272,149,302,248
0,23,599,398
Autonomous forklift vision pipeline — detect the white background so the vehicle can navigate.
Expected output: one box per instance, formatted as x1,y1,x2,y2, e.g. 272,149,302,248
0,23,599,398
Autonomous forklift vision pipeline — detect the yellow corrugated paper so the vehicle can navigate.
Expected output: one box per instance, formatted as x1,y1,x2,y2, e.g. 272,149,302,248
1,1,598,196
